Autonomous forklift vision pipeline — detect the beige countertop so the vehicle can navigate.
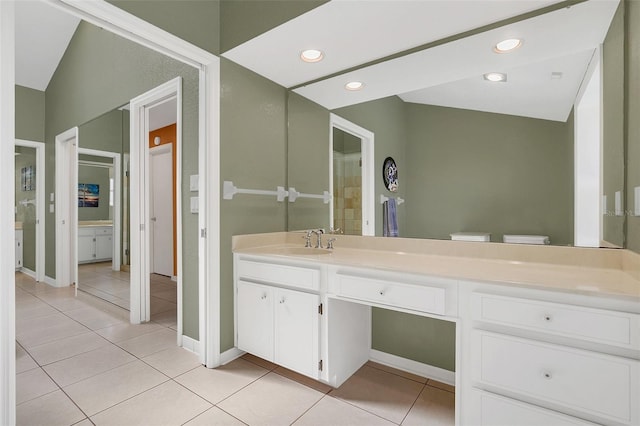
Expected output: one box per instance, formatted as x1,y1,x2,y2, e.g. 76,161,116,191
78,220,113,227
233,232,640,301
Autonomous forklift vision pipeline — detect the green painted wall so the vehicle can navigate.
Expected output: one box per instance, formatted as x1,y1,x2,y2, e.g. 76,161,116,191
219,58,288,351
107,0,220,55
404,104,574,245
44,21,201,338
626,0,640,252
219,0,328,53
15,85,45,142
603,2,625,247
79,109,125,154
15,146,37,271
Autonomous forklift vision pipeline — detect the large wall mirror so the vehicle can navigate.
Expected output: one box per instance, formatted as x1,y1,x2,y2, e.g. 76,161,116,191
277,0,626,248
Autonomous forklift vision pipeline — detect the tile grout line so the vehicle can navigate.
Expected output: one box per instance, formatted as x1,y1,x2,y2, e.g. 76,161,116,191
399,382,427,425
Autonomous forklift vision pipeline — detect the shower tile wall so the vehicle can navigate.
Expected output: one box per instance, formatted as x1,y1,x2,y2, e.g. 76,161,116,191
333,153,362,235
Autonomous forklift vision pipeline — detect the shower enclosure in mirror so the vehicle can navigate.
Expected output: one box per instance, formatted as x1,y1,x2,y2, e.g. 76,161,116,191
329,114,375,236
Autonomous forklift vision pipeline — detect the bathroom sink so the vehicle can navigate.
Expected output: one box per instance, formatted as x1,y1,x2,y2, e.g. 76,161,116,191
273,247,332,256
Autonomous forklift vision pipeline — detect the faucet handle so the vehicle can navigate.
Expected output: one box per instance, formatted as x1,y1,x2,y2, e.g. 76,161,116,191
329,227,343,234
303,230,313,247
326,238,337,249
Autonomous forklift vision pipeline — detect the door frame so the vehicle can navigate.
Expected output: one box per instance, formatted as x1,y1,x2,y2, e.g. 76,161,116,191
1,3,221,422
129,79,184,342
55,127,79,288
329,113,375,236
15,139,46,282
77,147,122,273
149,142,174,278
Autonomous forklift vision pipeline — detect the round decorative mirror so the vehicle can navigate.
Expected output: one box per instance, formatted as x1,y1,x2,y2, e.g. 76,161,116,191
382,157,398,192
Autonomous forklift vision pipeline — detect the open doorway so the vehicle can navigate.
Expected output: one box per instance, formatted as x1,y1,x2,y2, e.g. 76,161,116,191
14,140,45,283
129,78,182,345
76,148,124,307
148,98,179,330
329,114,375,236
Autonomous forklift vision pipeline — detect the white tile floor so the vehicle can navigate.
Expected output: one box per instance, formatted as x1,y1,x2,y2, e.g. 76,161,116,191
15,271,454,425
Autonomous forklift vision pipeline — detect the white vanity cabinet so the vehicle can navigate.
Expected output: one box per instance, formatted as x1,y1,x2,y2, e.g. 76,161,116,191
78,226,113,263
235,257,322,379
15,229,23,270
464,287,640,426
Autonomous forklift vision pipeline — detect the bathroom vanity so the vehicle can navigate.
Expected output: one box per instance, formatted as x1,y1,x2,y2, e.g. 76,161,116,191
233,232,640,426
78,221,113,264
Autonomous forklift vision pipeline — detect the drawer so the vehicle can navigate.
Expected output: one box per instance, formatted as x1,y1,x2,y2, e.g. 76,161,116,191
472,330,639,424
78,227,95,237
237,259,320,291
95,227,113,236
471,293,639,348
469,389,597,426
335,274,445,315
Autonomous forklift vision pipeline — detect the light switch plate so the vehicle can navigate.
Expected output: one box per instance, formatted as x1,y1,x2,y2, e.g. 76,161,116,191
635,186,640,216
190,175,199,192
190,197,199,213
49,204,54,213
50,192,55,202
615,191,622,216
602,195,607,215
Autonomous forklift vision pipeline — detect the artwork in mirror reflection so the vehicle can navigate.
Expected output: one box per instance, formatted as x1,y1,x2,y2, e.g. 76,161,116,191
333,127,363,235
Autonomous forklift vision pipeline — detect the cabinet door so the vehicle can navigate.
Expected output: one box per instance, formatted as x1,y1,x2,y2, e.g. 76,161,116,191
95,234,113,260
15,232,22,269
77,234,95,263
274,288,320,378
237,281,274,362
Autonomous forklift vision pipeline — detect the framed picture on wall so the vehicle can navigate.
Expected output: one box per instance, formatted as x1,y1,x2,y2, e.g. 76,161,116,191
78,183,100,207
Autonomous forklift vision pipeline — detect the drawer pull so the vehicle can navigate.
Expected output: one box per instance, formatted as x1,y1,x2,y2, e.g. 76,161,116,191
543,314,552,322
279,298,285,304
379,290,385,296
261,294,267,300
542,371,553,380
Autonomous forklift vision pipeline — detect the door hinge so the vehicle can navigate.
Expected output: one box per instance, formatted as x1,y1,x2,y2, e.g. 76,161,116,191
318,359,323,371
200,228,207,238
318,303,323,315
125,170,129,177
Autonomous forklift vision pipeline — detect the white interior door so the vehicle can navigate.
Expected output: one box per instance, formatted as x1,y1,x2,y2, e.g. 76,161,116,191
150,144,173,277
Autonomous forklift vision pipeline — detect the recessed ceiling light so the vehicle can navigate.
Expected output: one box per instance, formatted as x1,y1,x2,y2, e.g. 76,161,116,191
494,38,522,53
483,72,507,82
300,49,324,63
345,81,364,91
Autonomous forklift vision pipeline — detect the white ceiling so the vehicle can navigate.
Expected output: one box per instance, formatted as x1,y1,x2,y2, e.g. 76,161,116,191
149,98,178,131
225,0,619,121
15,0,620,122
15,0,80,91
222,0,562,88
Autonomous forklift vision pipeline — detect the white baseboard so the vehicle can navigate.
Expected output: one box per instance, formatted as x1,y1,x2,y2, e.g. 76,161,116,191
43,276,57,287
370,349,455,386
220,347,244,365
19,267,35,279
181,335,200,355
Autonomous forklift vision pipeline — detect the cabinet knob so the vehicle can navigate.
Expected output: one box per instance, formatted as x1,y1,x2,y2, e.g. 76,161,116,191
279,298,285,304
543,314,552,322
379,290,385,296
542,371,553,380
261,294,267,300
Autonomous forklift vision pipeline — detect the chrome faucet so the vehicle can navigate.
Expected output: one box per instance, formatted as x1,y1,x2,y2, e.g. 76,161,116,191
313,229,325,248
